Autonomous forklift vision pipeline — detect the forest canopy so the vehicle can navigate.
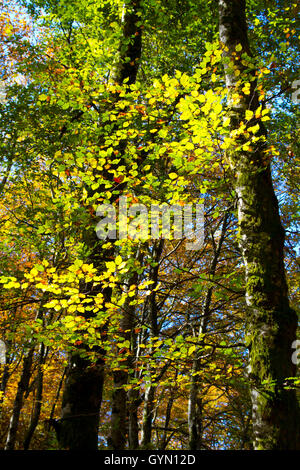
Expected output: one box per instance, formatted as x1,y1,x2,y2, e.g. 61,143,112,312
0,0,299,451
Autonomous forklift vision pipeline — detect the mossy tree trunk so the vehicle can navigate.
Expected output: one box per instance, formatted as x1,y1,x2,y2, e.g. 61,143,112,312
218,0,299,450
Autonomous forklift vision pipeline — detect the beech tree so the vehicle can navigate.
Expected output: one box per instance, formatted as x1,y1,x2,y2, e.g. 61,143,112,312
0,0,299,451
55,0,143,451
218,0,299,449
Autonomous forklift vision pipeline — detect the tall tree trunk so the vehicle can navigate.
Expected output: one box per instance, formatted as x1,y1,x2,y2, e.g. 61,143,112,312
141,240,164,448
45,367,66,447
160,389,175,450
58,0,143,450
141,381,156,448
0,363,10,410
58,351,105,450
128,386,140,449
218,0,300,450
4,300,46,450
110,249,142,450
109,362,129,450
5,347,34,450
188,358,202,450
23,343,46,450
128,318,144,449
1,313,16,417
0,352,11,418
109,280,136,450
188,213,229,450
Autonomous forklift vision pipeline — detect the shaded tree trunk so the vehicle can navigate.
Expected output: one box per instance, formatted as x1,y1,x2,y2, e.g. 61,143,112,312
23,343,46,450
110,249,142,450
160,388,175,450
58,0,143,450
5,347,34,450
109,369,128,450
218,0,300,450
0,359,10,418
128,386,140,449
141,381,156,448
188,358,203,450
4,300,46,450
109,280,136,450
0,313,17,417
58,352,105,450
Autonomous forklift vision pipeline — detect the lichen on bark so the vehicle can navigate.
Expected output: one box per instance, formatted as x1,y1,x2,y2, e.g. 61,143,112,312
218,0,300,450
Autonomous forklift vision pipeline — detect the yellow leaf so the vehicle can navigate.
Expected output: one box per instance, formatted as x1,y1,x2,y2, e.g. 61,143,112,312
30,268,39,277
245,110,254,120
115,255,122,266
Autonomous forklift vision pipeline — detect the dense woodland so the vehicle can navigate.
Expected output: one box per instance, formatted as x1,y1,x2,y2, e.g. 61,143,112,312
0,0,299,451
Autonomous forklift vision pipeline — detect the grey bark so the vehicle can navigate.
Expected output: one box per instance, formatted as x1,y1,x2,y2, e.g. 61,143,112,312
218,0,300,450
141,239,164,448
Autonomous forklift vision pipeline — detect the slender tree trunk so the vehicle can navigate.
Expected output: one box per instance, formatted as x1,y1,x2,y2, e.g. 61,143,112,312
4,300,47,450
5,347,34,450
109,370,128,450
128,320,143,449
109,283,135,450
58,0,143,450
188,213,229,450
0,362,10,417
141,240,164,448
45,367,66,447
0,145,15,194
188,358,202,450
218,0,300,449
23,343,46,450
110,250,141,450
141,382,156,448
128,386,140,449
1,320,15,417
160,391,175,450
